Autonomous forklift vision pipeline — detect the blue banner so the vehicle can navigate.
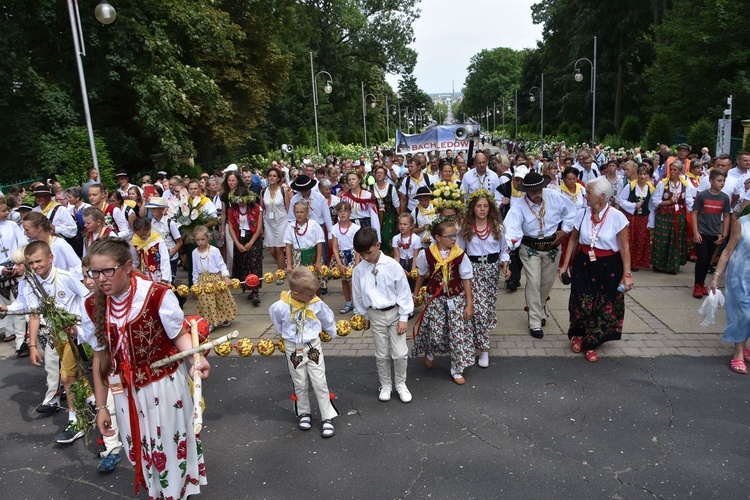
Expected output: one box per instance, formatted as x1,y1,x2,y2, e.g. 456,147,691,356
395,124,481,154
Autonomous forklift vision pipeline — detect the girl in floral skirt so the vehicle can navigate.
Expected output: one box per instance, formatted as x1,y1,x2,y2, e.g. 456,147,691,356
412,217,474,385
191,225,237,328
459,190,510,369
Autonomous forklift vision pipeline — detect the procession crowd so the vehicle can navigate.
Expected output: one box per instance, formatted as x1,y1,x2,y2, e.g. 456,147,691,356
1,141,749,499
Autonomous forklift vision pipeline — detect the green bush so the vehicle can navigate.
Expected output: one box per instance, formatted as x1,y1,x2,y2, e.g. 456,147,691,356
596,119,616,140
645,114,673,150
46,126,116,190
556,121,571,137
296,127,312,148
687,119,715,154
619,115,642,143
601,134,625,150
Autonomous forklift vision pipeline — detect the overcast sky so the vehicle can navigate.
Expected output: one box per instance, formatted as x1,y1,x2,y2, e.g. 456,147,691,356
386,0,543,95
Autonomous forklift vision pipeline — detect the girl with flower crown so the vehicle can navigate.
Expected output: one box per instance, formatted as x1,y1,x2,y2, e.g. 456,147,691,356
228,186,264,304
459,191,510,368
412,217,474,385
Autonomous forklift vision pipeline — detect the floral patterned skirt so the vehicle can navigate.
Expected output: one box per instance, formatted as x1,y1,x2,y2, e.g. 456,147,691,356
625,213,652,270
412,294,475,374
292,248,324,289
232,235,263,282
470,261,501,350
567,251,625,350
196,272,237,326
651,210,687,274
330,249,357,282
114,363,206,499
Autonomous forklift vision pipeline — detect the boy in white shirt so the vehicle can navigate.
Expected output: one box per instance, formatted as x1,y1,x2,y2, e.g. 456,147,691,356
269,267,338,438
0,240,94,444
352,228,414,403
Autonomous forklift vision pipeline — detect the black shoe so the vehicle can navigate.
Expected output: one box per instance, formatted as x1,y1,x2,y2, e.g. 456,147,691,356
36,401,61,415
55,420,84,444
321,287,328,296
16,342,30,358
529,328,544,339
506,281,518,291
541,319,546,327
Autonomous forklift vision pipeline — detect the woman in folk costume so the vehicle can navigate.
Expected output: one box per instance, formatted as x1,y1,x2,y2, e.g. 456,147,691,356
557,166,587,268
412,217,474,385
227,186,264,304
617,165,655,271
370,165,399,254
341,171,381,238
82,207,112,257
650,159,693,274
80,237,208,499
131,217,171,284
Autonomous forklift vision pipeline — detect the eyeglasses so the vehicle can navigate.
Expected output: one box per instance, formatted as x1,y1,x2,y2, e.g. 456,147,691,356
86,263,124,278
439,233,458,240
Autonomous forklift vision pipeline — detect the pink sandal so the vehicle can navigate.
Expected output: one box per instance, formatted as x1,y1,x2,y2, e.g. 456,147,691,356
571,337,583,353
730,358,747,374
743,348,750,363
585,350,599,363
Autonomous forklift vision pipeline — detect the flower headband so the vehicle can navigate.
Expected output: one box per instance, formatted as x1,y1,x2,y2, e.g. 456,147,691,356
469,188,495,202
230,192,257,205
427,215,457,233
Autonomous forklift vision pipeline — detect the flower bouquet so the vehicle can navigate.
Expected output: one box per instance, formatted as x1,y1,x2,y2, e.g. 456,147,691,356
431,181,465,213
166,187,219,243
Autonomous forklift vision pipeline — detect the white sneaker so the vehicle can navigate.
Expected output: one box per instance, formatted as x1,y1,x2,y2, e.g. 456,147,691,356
478,352,489,368
395,384,412,403
378,385,392,402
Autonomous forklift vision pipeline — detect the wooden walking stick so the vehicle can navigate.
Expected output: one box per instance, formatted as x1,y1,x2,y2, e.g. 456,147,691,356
189,319,203,434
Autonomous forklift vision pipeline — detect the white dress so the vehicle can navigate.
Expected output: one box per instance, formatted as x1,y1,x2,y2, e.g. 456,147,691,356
80,277,206,499
263,187,288,248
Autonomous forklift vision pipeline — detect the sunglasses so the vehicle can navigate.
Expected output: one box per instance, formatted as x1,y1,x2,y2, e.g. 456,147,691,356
439,233,458,240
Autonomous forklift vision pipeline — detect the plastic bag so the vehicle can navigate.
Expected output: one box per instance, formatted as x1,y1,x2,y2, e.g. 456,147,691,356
697,289,725,326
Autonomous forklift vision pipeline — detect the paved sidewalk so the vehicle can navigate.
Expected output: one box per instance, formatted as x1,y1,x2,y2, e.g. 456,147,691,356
183,256,730,360
0,255,730,361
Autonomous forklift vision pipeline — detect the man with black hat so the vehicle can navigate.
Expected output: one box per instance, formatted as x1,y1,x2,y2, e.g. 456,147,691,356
287,174,333,265
504,171,577,338
658,143,691,182
115,168,142,199
31,185,77,239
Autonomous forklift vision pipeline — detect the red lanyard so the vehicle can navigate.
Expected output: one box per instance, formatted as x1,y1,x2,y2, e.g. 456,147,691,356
589,206,610,248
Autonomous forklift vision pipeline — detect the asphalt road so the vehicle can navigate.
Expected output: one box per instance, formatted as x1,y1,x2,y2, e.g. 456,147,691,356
0,354,747,499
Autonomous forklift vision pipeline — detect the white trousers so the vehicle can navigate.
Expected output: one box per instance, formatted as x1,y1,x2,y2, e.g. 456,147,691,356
285,338,338,421
43,339,61,405
0,292,26,351
519,245,559,329
224,225,234,273
369,307,408,387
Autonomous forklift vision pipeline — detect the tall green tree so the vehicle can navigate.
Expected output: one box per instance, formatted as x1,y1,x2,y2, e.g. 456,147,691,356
461,47,525,118
645,0,750,133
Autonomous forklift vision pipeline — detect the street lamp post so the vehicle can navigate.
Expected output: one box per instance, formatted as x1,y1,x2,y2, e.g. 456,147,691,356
361,82,376,153
529,73,544,141
574,36,597,145
67,0,117,182
310,52,333,161
385,94,390,142
396,97,402,131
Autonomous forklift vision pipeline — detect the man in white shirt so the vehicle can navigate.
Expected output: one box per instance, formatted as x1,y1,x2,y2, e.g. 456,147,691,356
727,152,750,211
399,158,432,213
461,152,499,197
114,169,142,199
504,172,576,338
31,185,77,239
575,152,600,184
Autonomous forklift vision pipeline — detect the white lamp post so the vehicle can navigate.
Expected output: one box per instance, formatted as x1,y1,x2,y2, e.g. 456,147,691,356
529,73,544,141
574,36,597,145
361,82,376,153
310,52,333,161
68,0,117,182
